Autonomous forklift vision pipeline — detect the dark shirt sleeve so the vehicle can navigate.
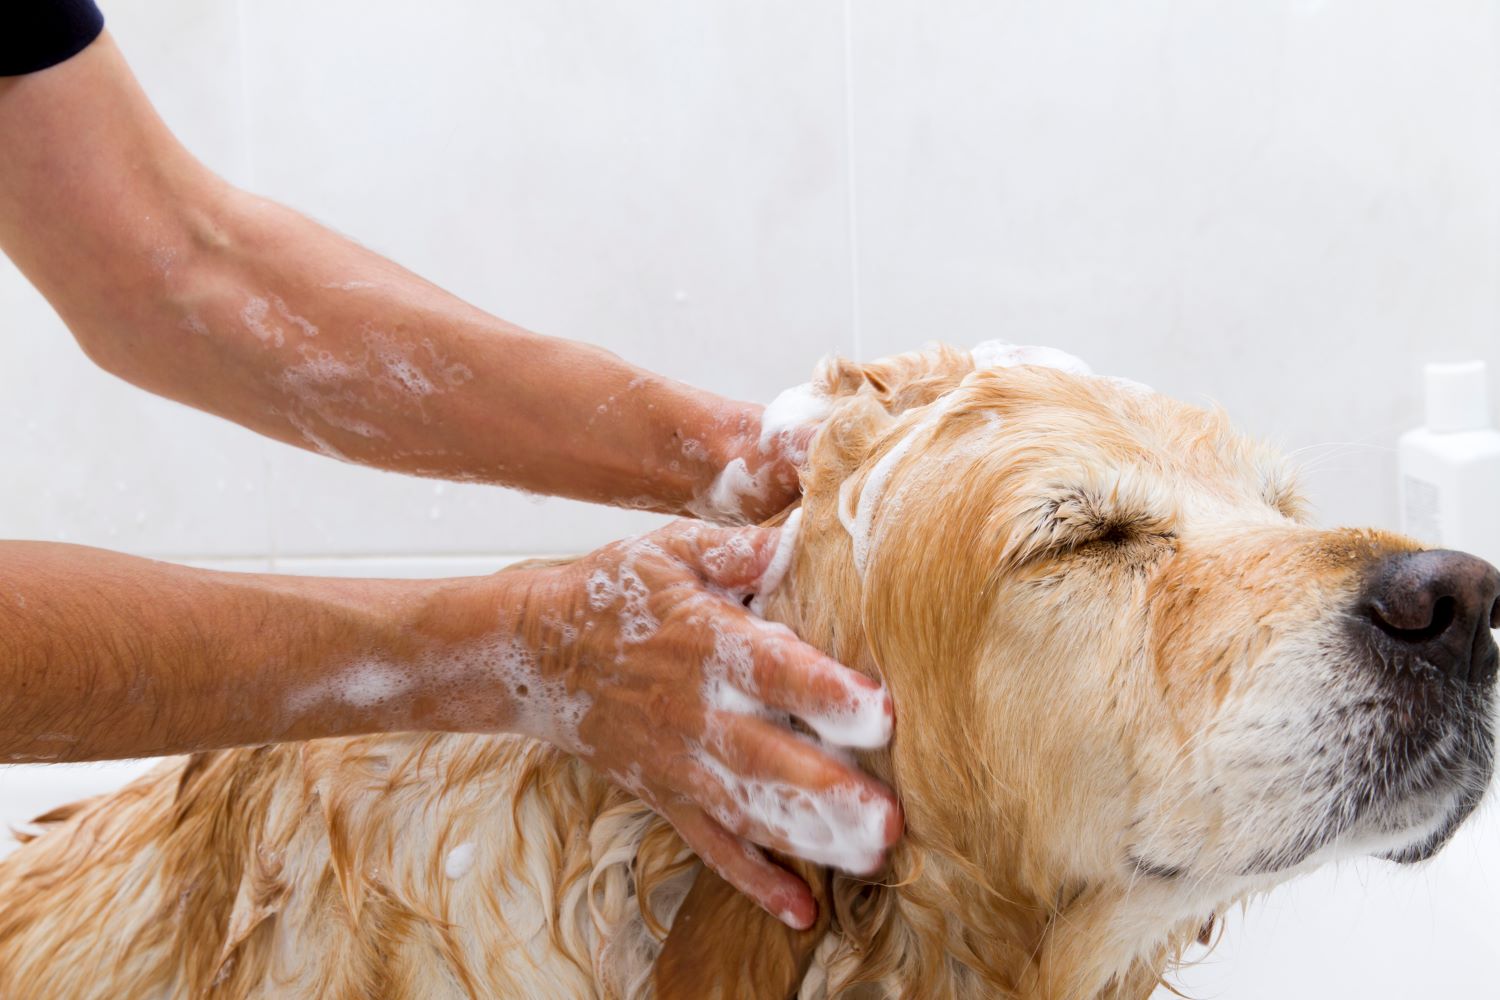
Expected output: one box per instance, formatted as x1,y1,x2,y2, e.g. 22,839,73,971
0,0,105,77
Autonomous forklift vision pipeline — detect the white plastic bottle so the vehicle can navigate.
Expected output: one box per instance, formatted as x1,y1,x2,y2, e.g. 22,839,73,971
1397,361,1500,567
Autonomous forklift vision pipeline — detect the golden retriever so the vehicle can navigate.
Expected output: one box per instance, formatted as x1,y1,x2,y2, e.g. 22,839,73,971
1,343,1495,999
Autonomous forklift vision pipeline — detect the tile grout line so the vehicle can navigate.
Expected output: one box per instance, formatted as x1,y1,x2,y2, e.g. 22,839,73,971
841,0,863,361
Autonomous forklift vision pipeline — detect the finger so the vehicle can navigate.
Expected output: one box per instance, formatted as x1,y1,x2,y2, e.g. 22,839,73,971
725,624,893,750
686,711,901,874
664,801,817,931
665,520,782,592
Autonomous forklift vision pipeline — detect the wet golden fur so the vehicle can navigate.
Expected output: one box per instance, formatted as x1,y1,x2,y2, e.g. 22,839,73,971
0,345,1438,998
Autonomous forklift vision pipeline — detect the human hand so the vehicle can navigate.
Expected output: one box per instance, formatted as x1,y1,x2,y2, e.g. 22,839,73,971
504,519,899,929
685,384,830,526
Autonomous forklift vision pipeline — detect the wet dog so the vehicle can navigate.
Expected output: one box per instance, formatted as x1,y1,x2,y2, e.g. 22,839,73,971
1,343,1494,998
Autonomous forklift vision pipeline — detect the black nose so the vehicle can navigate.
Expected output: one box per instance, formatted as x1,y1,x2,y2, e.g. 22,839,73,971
1364,550,1500,686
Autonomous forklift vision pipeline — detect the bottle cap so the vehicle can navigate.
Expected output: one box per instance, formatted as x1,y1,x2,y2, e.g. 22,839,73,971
1425,361,1492,433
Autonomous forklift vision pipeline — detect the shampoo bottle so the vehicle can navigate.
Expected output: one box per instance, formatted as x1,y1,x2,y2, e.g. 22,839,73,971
1398,361,1500,567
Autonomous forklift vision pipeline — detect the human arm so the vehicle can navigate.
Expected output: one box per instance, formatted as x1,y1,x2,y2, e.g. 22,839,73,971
0,520,897,927
0,32,805,523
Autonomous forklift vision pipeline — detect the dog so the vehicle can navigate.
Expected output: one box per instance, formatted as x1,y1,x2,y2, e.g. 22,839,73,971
1,343,1495,999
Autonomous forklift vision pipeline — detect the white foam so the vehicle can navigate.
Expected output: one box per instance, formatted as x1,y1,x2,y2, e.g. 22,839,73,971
365,331,436,398
240,297,284,347
758,382,831,457
970,340,1092,375
272,296,319,338
689,458,767,525
699,530,757,584
839,394,960,577
747,508,802,617
798,682,891,750
287,661,413,715
444,841,477,880
287,634,593,755
777,907,808,930
615,564,658,645
693,745,891,874
468,636,593,751
582,540,664,650
969,340,1154,394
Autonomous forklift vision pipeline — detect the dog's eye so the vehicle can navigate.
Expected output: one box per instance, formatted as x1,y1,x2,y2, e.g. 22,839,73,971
1031,486,1175,556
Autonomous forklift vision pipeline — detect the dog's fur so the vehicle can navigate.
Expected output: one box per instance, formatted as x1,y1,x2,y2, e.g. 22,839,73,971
1,345,1492,998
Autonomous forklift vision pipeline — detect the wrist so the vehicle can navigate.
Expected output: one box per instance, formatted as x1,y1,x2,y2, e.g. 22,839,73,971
395,565,556,735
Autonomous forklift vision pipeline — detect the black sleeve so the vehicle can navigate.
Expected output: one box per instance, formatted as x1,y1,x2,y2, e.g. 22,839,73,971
0,0,105,77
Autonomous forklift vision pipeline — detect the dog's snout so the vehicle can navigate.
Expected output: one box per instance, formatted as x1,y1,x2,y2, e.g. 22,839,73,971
1363,549,1500,686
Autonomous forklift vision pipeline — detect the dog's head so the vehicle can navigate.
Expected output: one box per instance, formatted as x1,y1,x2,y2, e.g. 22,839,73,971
660,343,1499,999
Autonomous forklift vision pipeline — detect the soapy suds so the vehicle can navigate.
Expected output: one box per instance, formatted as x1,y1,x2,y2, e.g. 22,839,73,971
366,331,437,398
271,325,476,455
970,340,1154,394
240,297,284,347
321,279,377,291
181,314,210,337
692,744,891,873
444,841,477,880
969,341,1093,375
839,393,961,577
689,457,767,525
698,527,759,585
758,382,831,458
287,661,415,715
701,617,891,751
583,539,665,654
288,634,593,754
747,508,801,617
272,296,319,338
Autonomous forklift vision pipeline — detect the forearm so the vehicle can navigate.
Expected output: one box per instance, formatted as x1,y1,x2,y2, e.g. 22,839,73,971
140,187,748,508
0,34,778,517
0,542,521,762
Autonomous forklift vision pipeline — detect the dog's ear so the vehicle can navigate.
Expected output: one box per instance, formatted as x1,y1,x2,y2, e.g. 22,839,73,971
653,861,831,1000
801,342,977,497
813,342,975,415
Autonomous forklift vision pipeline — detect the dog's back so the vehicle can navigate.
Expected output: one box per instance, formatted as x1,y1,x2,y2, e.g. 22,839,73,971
0,732,699,998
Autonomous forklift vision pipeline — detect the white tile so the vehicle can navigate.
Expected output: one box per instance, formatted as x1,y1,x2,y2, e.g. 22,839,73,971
105,0,253,185
238,0,854,556
0,0,273,559
265,447,670,557
849,2,1500,530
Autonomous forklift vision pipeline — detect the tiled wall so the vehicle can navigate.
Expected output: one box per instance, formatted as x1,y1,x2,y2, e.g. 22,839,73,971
2,2,1498,996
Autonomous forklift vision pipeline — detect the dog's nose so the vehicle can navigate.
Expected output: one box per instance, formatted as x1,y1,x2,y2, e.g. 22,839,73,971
1364,550,1500,686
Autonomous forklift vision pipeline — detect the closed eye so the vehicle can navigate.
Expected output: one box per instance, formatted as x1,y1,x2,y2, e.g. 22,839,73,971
1023,483,1176,559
